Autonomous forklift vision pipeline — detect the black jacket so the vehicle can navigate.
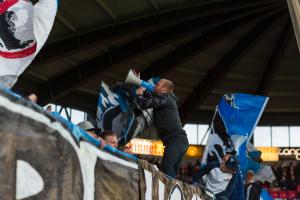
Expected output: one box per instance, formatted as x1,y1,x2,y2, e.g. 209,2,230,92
136,92,186,142
245,182,261,200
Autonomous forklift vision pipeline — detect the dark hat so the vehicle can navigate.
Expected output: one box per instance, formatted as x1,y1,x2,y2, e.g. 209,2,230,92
225,155,239,172
77,121,101,134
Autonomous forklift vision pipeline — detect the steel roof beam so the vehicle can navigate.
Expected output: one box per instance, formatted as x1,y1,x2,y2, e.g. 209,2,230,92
179,10,285,124
141,7,283,79
148,0,160,10
256,18,292,96
95,0,117,20
30,0,279,69
37,4,282,105
57,14,77,32
57,91,98,114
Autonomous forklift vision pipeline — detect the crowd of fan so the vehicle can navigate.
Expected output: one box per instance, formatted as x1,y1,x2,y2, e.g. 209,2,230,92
267,162,300,199
175,160,300,198
271,162,300,191
22,92,300,198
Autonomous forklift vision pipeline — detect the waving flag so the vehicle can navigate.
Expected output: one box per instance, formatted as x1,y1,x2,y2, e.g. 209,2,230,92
201,93,268,200
202,94,268,167
216,93,269,171
0,0,58,87
96,80,158,146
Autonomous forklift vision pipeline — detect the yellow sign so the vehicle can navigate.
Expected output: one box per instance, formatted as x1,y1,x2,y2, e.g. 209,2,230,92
256,147,279,161
128,138,165,156
127,138,203,158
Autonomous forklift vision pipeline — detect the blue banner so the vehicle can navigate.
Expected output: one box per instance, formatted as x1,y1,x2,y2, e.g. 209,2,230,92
218,93,268,173
201,93,268,200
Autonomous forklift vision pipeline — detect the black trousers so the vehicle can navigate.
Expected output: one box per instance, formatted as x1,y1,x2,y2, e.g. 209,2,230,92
160,135,189,178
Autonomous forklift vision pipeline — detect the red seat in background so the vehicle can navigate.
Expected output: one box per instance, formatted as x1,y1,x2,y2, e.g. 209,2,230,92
297,184,300,193
279,191,289,199
279,191,288,198
269,187,281,192
262,184,269,189
288,190,297,199
270,191,279,198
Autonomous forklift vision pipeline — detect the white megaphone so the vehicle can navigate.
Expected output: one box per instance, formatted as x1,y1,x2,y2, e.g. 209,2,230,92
125,69,155,92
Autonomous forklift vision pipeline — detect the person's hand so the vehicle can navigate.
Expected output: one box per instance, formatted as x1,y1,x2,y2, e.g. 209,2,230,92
136,87,145,95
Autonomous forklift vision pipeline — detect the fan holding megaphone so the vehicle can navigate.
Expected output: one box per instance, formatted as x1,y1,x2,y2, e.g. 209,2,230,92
124,69,155,92
125,68,189,179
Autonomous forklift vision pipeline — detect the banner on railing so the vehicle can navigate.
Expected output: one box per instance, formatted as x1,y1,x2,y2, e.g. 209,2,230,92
0,87,205,200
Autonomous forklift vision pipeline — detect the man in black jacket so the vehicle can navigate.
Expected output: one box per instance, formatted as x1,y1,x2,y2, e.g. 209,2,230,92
245,170,262,200
136,79,189,178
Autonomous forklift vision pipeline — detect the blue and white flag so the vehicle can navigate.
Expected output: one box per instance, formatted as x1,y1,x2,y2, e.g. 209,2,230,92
201,93,268,200
0,0,58,87
217,93,269,172
202,94,268,166
96,80,158,146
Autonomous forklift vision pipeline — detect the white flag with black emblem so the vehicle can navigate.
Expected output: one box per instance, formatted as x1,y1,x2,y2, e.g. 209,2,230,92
0,0,58,87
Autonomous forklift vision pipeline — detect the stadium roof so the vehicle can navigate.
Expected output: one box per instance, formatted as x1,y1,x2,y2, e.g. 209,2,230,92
15,0,300,125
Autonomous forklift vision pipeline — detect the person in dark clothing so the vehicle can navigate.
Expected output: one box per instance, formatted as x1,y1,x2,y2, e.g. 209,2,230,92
193,154,239,200
273,163,282,180
245,170,262,200
288,175,297,190
279,175,289,190
136,79,189,178
296,163,300,177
